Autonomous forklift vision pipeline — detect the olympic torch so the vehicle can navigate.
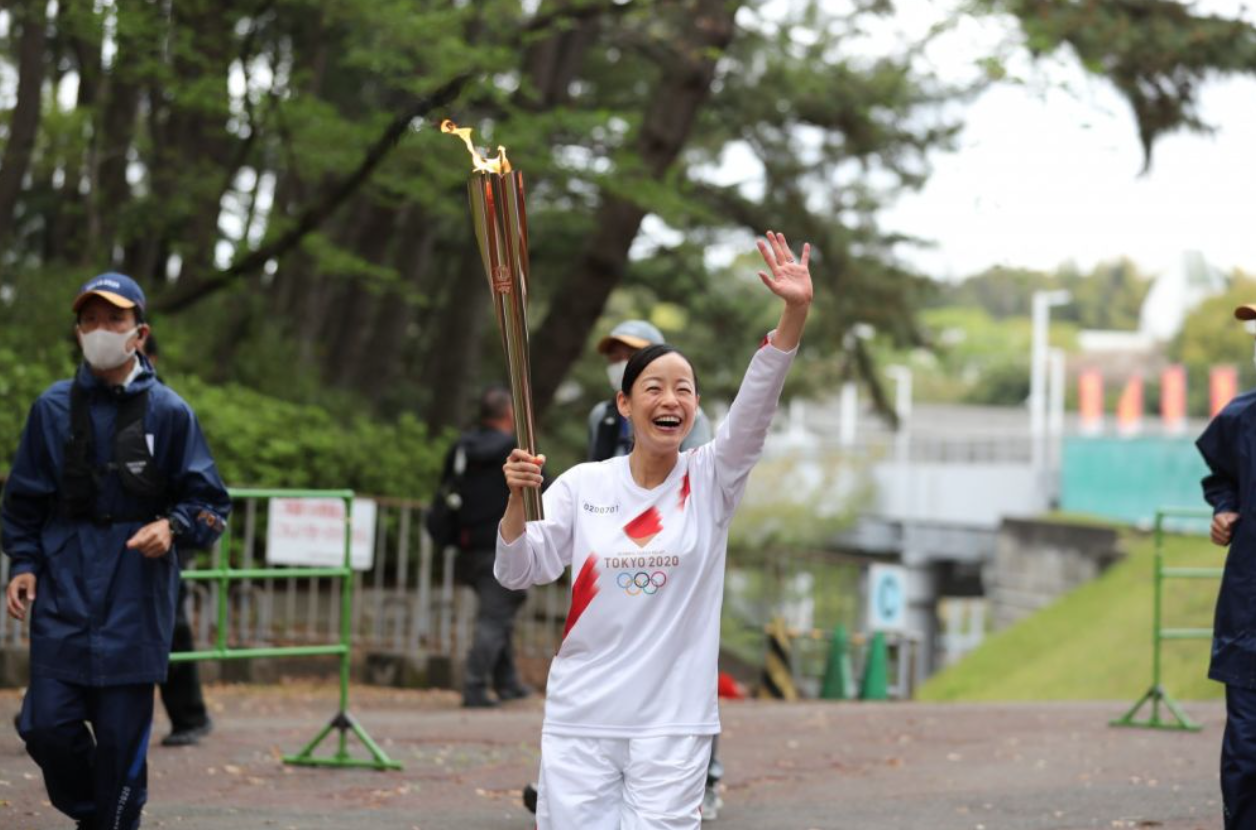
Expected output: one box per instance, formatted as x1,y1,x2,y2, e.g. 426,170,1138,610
442,119,543,521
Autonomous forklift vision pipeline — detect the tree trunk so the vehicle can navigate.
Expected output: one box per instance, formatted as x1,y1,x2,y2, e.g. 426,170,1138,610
419,249,490,434
528,0,739,419
360,207,437,408
324,202,403,388
523,1,603,109
0,1,49,245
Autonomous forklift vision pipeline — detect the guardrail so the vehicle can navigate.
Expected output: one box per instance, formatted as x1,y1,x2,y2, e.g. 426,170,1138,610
1,494,571,673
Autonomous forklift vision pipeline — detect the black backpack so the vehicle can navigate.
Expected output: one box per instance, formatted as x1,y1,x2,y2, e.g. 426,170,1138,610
425,441,466,550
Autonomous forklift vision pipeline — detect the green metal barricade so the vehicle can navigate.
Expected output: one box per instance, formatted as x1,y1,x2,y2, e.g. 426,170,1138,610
1110,506,1219,732
172,487,401,770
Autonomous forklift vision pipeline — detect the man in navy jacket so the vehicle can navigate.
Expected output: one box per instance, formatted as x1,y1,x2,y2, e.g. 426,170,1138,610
1197,301,1256,830
3,273,230,830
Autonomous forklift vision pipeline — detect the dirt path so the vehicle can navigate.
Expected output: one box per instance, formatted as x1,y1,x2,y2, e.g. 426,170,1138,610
0,685,1224,829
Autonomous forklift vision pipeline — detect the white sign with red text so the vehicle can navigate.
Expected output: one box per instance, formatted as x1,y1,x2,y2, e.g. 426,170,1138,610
265,498,376,571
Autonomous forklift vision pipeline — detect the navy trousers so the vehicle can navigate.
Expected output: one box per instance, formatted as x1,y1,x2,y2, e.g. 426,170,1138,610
159,580,209,733
1224,684,1256,829
18,676,153,830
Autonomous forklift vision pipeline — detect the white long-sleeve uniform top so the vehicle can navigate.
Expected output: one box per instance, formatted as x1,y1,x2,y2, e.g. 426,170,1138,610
495,338,795,738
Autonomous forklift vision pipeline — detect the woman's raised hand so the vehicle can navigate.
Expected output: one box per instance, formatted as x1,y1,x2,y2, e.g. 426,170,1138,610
756,230,813,309
503,448,545,497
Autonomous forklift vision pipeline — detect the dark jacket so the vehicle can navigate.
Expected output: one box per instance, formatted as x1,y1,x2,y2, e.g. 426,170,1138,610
442,426,516,553
1197,388,1256,688
2,358,231,686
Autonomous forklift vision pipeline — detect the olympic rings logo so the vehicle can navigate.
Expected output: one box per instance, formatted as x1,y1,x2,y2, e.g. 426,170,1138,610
616,570,667,597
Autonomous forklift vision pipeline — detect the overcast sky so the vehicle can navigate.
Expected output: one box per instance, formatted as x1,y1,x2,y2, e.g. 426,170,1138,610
868,0,1256,282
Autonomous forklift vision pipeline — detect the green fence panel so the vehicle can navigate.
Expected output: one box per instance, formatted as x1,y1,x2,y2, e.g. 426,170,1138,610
1110,506,1218,732
170,487,401,770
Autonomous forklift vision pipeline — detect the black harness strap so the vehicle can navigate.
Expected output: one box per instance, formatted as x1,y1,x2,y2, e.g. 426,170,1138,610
592,399,624,462
60,383,168,523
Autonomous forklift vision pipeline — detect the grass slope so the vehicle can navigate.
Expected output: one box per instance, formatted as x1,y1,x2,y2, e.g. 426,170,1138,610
918,530,1227,702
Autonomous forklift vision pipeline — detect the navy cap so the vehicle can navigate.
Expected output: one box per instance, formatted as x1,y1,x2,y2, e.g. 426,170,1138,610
72,273,146,315
596,319,665,354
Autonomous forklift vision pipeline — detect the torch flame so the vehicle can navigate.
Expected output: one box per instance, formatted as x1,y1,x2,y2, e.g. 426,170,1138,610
441,119,512,175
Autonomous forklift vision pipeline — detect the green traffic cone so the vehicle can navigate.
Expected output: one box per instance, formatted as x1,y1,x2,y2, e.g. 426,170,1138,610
820,624,853,700
859,631,889,701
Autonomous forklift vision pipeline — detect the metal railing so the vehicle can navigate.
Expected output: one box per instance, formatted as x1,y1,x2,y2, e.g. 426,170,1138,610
0,492,571,673
184,493,568,662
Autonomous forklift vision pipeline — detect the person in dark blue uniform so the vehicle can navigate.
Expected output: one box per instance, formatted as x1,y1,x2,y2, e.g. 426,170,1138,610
2,273,231,830
1197,301,1256,830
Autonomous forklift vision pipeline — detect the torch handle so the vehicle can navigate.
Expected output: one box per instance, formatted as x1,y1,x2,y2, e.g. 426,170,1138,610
501,292,543,523
521,473,543,522
470,171,544,523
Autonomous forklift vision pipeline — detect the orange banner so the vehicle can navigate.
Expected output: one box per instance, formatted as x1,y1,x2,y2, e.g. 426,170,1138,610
1078,368,1104,436
1116,375,1143,438
1211,365,1239,418
1160,364,1187,435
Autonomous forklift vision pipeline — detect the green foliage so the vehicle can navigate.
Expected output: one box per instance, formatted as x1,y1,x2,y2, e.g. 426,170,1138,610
0,350,447,500
5,0,1248,489
885,258,1147,407
729,450,870,553
173,374,447,497
0,351,65,468
919,528,1224,701
720,556,863,672
938,259,1153,331
872,305,1077,407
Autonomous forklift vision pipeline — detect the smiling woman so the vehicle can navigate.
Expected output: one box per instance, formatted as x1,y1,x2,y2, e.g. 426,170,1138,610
494,230,813,830
615,345,701,486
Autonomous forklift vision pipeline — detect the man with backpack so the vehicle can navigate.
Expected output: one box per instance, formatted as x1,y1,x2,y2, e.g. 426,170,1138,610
429,386,532,708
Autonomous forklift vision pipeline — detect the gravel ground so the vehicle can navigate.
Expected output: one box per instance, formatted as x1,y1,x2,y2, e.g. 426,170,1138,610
0,684,1225,830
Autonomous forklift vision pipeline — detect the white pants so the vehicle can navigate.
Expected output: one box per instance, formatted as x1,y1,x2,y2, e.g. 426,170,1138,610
536,733,713,830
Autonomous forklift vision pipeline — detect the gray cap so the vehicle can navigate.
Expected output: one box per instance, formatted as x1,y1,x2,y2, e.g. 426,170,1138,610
596,319,665,354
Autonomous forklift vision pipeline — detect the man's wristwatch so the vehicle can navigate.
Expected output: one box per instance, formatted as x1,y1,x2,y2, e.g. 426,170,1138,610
167,514,189,539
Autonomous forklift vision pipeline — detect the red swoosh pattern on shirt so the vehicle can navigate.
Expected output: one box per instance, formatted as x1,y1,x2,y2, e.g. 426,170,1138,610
562,555,601,643
624,506,663,548
679,473,691,511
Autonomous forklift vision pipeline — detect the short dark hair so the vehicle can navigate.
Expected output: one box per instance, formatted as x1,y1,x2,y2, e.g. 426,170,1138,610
479,385,513,423
621,343,698,396
142,330,158,358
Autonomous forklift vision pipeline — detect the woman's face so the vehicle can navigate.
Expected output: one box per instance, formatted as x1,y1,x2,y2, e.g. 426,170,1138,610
616,352,699,454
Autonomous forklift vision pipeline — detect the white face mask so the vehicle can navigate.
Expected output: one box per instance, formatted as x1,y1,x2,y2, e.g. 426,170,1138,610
80,327,139,370
607,360,628,393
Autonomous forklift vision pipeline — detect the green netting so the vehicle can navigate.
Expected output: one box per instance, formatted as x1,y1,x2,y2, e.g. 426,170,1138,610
1062,437,1210,530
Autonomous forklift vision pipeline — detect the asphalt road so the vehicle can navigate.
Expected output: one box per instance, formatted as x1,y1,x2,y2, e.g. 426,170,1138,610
0,684,1225,830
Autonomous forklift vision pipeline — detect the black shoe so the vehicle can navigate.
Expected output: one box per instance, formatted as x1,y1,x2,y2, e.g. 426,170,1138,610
496,683,532,702
162,719,213,747
523,783,538,814
462,689,498,709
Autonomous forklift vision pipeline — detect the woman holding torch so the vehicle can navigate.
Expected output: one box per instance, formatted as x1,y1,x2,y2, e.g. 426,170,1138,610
497,231,813,829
